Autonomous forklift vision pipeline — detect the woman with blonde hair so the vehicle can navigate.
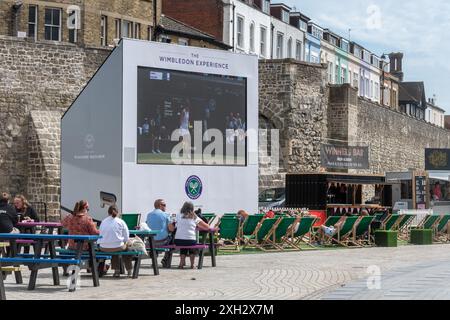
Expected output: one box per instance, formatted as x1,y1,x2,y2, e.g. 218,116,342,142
174,202,210,269
14,194,39,222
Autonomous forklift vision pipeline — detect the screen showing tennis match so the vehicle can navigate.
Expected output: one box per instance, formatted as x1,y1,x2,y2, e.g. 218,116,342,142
137,67,247,166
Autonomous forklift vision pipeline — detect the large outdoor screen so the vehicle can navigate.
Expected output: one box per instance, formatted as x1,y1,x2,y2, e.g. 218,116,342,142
137,67,247,166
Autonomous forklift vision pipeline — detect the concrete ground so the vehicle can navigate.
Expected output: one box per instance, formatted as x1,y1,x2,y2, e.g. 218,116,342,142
3,244,450,300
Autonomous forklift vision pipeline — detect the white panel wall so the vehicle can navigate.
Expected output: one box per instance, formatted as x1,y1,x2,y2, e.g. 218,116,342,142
121,40,259,219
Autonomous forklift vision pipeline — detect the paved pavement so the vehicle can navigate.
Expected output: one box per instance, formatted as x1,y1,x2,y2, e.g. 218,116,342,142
3,244,450,300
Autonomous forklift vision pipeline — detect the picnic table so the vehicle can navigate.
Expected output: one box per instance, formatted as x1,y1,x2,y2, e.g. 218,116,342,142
0,233,101,293
129,230,159,275
17,221,65,252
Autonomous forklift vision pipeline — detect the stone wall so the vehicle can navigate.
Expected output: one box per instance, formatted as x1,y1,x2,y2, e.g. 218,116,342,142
0,35,110,206
258,59,329,191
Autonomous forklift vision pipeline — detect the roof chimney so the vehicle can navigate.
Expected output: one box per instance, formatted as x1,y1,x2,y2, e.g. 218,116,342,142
389,52,404,82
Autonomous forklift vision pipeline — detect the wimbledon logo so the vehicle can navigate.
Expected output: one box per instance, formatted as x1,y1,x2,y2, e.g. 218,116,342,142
185,175,203,200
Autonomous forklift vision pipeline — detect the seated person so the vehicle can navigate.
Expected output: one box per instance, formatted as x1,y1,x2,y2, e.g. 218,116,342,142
14,195,39,222
0,193,18,234
315,212,353,245
146,199,174,267
237,210,249,223
97,206,133,278
264,209,275,219
174,202,210,269
62,200,99,251
371,208,390,231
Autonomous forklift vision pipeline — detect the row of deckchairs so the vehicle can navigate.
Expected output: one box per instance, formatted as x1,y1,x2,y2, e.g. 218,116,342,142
213,212,450,252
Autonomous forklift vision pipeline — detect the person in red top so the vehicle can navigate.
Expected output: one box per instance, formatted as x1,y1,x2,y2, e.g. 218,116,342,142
264,209,275,219
62,200,99,251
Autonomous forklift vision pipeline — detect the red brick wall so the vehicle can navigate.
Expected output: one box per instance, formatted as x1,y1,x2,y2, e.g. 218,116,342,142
162,0,224,41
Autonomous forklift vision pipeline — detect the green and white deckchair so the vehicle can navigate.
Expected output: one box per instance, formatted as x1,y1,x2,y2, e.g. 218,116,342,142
353,216,375,246
283,216,318,250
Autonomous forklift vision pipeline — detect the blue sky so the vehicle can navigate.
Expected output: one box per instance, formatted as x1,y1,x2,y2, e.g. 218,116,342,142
286,0,450,112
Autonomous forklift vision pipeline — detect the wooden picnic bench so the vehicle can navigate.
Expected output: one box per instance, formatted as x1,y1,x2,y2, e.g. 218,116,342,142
156,228,219,269
0,233,101,300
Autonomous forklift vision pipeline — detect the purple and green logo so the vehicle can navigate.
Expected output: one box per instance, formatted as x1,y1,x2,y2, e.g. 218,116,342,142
185,175,203,200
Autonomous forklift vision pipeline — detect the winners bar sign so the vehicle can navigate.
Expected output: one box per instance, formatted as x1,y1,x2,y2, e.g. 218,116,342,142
321,144,369,169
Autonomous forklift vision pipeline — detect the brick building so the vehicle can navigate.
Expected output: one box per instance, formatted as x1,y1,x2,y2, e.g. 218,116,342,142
0,0,161,47
156,14,231,50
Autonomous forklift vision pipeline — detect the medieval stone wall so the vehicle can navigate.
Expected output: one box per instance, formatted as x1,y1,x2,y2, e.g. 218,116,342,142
0,36,110,202
258,59,329,191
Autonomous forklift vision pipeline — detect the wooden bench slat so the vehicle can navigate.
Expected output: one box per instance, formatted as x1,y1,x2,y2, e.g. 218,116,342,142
0,267,21,272
0,258,81,265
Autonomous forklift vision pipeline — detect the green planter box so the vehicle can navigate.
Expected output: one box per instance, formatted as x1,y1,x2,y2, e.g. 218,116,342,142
410,229,433,245
375,230,398,247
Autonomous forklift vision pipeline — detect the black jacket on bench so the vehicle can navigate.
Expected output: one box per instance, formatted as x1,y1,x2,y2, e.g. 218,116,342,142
0,203,18,233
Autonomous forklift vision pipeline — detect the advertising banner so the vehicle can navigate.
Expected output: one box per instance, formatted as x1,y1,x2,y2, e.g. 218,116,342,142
425,149,450,171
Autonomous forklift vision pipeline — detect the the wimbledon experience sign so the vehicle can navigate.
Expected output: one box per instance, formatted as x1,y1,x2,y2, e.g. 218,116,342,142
320,144,369,169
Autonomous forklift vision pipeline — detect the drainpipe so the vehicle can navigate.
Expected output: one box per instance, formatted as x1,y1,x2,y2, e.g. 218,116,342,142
232,2,236,52
152,0,158,41
270,22,274,59
12,1,23,37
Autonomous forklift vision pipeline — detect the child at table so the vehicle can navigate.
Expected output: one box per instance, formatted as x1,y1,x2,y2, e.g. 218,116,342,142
62,200,99,251
97,206,133,278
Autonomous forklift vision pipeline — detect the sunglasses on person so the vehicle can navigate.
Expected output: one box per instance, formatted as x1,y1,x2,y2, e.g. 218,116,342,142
160,203,166,207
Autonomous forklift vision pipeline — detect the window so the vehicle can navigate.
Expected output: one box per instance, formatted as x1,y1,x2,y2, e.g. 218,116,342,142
101,16,107,46
360,74,364,96
295,41,302,60
299,20,307,31
44,8,61,41
328,62,333,83
329,36,337,46
340,40,349,52
178,38,189,46
287,38,292,58
237,16,244,49
353,72,358,88
353,46,361,58
375,82,379,100
249,22,255,52
335,65,339,84
122,20,133,38
134,23,141,39
276,32,284,58
262,0,270,14
282,10,289,23
311,26,322,39
115,19,121,39
365,78,370,97
370,80,373,98
68,8,78,43
159,35,171,43
28,5,38,40
260,26,267,57
341,67,346,84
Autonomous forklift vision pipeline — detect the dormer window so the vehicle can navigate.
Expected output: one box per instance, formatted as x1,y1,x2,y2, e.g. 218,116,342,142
299,20,307,31
262,0,270,14
282,10,289,23
340,40,349,52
